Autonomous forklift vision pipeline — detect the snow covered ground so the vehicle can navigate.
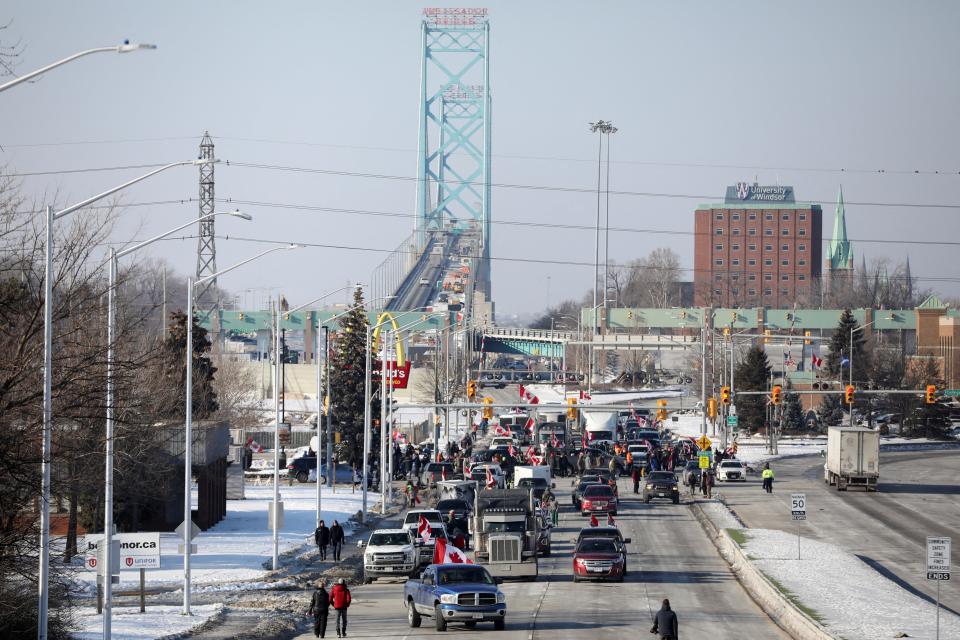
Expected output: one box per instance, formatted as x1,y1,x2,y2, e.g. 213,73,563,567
75,485,363,590
738,528,960,640
71,604,222,640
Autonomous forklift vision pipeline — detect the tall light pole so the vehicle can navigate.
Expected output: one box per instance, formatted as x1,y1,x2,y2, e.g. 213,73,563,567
183,244,299,614
103,210,249,638
270,286,360,536
588,119,615,390
38,158,213,639
0,40,156,93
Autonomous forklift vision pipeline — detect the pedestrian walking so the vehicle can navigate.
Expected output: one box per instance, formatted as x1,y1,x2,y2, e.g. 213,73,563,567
688,468,699,495
631,465,641,494
279,447,287,471
329,520,345,561
550,500,559,527
331,578,352,637
649,598,679,639
701,469,714,499
315,520,330,561
307,580,330,638
762,463,774,494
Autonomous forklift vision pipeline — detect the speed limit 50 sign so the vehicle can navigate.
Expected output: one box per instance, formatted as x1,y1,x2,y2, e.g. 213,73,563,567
791,493,807,521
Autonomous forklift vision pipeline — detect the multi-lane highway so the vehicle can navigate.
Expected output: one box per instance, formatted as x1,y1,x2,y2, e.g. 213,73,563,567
716,449,960,613
293,474,787,639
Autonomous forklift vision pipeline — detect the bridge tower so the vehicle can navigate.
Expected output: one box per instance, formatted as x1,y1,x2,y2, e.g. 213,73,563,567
415,8,492,297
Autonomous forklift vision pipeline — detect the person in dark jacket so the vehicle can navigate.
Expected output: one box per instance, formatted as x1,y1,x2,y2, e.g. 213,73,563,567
314,520,331,561
329,520,345,561
650,598,679,639
307,580,330,638
331,578,351,637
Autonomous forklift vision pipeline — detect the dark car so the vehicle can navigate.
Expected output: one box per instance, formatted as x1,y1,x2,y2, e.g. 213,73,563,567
421,462,460,486
572,537,625,582
580,484,617,516
575,526,631,571
572,478,601,508
286,455,317,483
643,470,680,504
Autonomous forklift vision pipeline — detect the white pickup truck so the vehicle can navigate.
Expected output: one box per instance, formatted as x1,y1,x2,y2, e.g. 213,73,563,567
361,528,419,583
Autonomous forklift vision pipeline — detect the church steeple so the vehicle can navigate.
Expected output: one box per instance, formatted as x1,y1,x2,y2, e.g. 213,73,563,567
828,184,853,271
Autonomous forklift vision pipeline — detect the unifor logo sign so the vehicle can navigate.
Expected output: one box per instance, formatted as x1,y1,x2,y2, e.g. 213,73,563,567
736,182,750,199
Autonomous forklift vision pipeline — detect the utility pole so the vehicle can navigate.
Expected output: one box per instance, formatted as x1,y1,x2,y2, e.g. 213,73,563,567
194,132,219,336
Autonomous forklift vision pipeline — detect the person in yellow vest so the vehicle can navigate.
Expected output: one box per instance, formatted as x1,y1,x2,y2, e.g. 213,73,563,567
761,463,774,494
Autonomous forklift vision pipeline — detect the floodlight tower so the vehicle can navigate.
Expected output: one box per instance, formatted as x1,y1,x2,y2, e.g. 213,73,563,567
415,8,492,297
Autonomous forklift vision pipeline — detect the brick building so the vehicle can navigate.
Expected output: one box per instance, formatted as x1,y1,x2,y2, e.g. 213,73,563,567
694,183,822,307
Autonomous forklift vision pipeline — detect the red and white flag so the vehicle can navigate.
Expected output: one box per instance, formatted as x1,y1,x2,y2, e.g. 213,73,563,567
529,395,540,406
580,390,592,401
485,467,496,489
417,515,433,543
589,514,599,527
507,444,515,458
524,416,536,434
518,384,526,400
441,467,447,481
433,537,473,564
811,354,823,369
607,513,616,526
245,436,264,453
550,433,559,449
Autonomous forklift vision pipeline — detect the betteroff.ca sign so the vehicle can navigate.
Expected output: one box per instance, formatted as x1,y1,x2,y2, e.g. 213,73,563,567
725,182,795,204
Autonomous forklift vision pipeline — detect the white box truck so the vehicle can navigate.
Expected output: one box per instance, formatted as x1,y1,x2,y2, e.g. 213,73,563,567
582,410,618,447
824,426,880,491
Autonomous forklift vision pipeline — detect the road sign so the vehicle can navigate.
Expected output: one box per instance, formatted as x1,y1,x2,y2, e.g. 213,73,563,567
268,500,285,529
695,435,712,451
726,415,738,427
85,532,161,570
176,520,201,541
944,389,960,397
698,453,711,470
927,536,951,581
791,493,807,521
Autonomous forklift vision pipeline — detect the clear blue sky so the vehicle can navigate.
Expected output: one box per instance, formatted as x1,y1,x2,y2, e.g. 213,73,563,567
2,0,959,316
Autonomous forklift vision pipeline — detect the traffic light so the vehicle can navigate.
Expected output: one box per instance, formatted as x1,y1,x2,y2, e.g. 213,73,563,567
720,386,731,405
844,385,855,405
764,329,771,344
926,384,937,404
707,397,717,420
722,326,730,336
804,330,812,345
482,397,494,420
656,398,668,421
566,397,578,420
238,312,245,321
467,380,477,400
771,385,782,405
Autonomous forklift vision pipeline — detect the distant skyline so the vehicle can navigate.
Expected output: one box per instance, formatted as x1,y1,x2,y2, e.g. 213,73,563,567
2,1,958,315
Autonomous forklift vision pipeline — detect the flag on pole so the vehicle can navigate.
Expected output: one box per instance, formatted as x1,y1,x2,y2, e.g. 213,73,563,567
245,436,264,453
417,515,433,543
434,537,473,564
811,354,823,369
485,467,496,489
518,384,526,400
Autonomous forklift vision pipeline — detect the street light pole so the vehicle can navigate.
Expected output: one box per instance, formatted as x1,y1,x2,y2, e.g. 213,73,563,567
0,41,156,93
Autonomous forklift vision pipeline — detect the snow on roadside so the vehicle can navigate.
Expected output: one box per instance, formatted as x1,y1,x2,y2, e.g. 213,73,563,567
75,485,363,590
740,528,960,640
71,604,222,640
701,500,744,529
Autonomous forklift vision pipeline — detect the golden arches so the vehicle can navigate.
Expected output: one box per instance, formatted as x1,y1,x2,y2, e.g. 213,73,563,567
371,312,406,366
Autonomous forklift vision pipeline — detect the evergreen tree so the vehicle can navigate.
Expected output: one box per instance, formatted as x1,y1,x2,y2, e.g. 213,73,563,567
818,393,845,428
904,358,948,437
826,309,870,384
734,346,771,431
155,310,218,419
327,287,378,464
781,381,805,431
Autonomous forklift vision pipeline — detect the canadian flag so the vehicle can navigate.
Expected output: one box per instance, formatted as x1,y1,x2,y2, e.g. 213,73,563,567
518,384,526,400
589,514,599,527
245,436,264,453
433,537,473,564
529,395,540,406
550,433,559,449
607,513,616,526
811,354,823,369
580,390,592,400
417,515,433,543
507,444,515,458
524,417,536,434
485,467,496,489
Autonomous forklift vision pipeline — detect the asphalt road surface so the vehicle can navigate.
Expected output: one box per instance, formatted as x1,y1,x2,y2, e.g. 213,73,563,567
293,475,787,639
715,449,960,614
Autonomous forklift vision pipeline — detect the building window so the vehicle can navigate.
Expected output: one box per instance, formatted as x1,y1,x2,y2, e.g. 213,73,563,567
799,213,807,221
781,274,790,281
798,259,806,266
780,288,789,296
715,228,723,235
714,289,722,295
732,213,741,221
732,258,740,266
715,258,724,266
733,228,741,236
781,228,789,236
748,243,756,251
748,227,757,236
732,274,740,281
782,258,789,266
765,228,773,236
748,213,757,221
748,288,757,296
765,244,773,251
715,243,723,251
748,259,757,266
715,213,724,220
798,243,806,251
764,258,773,266
782,243,789,252
732,288,740,295
764,273,773,281
782,213,790,221
732,243,740,251
798,275,806,281
715,274,723,281
748,274,756,281
764,288,773,296
799,228,806,236
765,213,773,221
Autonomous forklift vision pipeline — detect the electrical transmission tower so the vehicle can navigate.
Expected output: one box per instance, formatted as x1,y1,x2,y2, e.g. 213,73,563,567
195,131,219,328
416,8,492,296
